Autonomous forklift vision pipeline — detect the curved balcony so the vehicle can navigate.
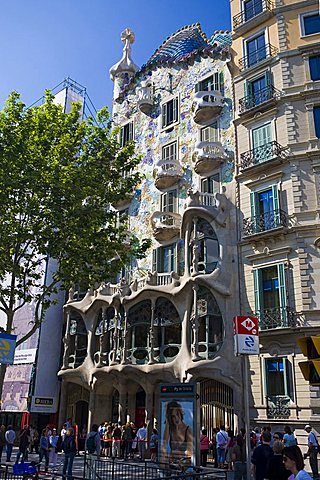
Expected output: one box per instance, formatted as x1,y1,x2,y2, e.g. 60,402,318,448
137,81,153,115
192,141,227,174
192,91,224,125
154,159,183,190
151,211,182,241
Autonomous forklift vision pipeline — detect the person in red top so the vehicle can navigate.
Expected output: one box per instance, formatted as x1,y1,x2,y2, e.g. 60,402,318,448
200,428,210,467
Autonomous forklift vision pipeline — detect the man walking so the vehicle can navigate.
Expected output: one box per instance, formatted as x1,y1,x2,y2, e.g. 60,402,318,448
251,430,273,480
136,423,148,460
305,424,319,479
5,425,16,462
216,425,228,469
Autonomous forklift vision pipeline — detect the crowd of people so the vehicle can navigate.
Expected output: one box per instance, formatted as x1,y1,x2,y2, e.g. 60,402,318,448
200,423,319,479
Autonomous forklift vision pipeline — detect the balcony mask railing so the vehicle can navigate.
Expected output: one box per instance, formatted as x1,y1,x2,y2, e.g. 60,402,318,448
256,306,297,330
239,43,278,71
233,0,274,29
240,141,287,170
243,208,288,236
199,192,217,207
266,395,291,419
239,85,281,114
154,159,183,178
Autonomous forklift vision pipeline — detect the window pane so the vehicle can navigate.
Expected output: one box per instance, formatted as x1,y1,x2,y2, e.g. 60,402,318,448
304,14,320,36
261,266,280,309
314,107,320,138
247,34,266,67
266,358,285,395
244,0,263,21
310,56,320,81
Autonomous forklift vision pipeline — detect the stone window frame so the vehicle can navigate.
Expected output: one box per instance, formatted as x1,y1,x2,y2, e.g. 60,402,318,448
242,26,269,65
248,116,276,151
260,353,296,409
300,10,320,38
305,100,320,140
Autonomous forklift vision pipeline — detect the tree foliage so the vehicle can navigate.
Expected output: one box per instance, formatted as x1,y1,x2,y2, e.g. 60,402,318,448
0,91,150,345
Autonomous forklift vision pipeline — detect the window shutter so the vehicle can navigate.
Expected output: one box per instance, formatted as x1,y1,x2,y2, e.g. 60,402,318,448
250,191,257,217
271,184,280,211
265,70,272,87
120,127,124,148
152,249,157,272
277,263,287,323
285,358,294,399
173,243,177,272
129,122,133,141
173,98,178,123
253,269,262,316
244,80,249,98
162,103,167,128
219,71,224,94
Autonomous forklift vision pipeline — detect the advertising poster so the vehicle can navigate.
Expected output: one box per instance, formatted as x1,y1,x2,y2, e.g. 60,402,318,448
159,384,197,467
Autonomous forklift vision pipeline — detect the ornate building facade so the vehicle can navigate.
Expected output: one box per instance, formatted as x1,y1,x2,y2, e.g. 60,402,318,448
231,0,320,443
58,25,243,437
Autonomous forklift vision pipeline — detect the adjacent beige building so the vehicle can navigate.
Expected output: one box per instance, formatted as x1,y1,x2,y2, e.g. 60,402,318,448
231,0,320,442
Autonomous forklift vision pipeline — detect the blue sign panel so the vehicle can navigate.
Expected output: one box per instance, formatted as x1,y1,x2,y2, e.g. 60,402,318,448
0,333,17,364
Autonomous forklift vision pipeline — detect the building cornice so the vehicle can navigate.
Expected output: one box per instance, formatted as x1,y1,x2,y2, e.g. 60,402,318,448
245,246,292,261
275,0,317,14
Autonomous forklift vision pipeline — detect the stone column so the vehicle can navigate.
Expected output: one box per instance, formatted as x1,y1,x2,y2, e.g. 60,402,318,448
118,387,127,425
145,386,154,428
148,300,156,365
87,386,96,430
121,309,129,365
191,284,201,361
127,390,136,422
97,307,107,367
110,308,119,365
62,310,71,370
58,379,68,429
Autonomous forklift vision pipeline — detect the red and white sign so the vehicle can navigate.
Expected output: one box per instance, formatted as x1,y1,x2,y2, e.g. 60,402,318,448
233,316,259,355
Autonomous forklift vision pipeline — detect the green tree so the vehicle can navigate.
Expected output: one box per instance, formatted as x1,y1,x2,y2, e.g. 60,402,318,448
0,91,150,390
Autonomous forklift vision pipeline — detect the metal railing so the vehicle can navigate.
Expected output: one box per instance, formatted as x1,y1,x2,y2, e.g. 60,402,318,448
239,43,278,71
243,208,288,236
240,141,287,170
233,0,274,29
256,306,298,330
239,85,281,114
266,395,291,419
83,456,227,480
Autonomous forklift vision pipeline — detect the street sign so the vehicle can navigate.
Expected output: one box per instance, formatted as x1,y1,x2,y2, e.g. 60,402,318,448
0,333,17,364
233,316,259,355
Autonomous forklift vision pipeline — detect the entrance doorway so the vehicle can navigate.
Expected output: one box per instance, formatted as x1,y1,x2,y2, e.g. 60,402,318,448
200,379,234,441
75,400,88,430
135,388,146,427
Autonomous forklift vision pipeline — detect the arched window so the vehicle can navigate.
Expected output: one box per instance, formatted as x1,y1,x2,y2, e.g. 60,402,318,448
69,310,88,368
93,306,116,366
127,300,151,364
191,218,219,274
154,297,181,362
197,286,223,359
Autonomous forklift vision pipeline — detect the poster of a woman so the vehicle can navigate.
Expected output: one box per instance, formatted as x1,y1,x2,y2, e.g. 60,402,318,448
160,399,194,465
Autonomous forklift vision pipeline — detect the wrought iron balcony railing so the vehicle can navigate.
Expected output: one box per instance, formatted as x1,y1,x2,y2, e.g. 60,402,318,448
233,0,274,29
239,85,281,114
256,306,297,330
243,208,288,236
240,141,287,170
266,395,291,419
239,43,278,71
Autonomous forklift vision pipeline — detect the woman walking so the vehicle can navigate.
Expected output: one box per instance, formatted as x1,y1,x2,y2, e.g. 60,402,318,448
283,445,313,479
200,429,210,467
39,429,49,472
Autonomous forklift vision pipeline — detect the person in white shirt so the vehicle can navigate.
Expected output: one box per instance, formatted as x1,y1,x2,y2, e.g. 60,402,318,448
5,425,16,462
305,424,319,479
49,428,59,468
60,424,67,442
216,425,228,468
136,424,148,460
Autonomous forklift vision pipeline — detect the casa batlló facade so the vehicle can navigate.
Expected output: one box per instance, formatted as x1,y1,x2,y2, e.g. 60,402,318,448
58,24,243,438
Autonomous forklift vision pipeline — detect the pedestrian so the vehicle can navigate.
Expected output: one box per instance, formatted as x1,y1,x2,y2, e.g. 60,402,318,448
62,427,77,479
283,445,313,479
0,425,6,463
200,428,210,467
104,425,112,457
112,424,122,458
86,424,101,457
15,425,30,464
304,424,319,479
232,434,246,480
123,422,133,459
39,428,49,472
136,423,148,460
149,428,158,463
226,429,236,471
79,425,87,453
33,429,39,454
265,440,291,480
210,428,218,467
5,425,16,462
216,425,228,468
251,430,274,480
61,423,68,442
283,426,297,447
49,428,59,468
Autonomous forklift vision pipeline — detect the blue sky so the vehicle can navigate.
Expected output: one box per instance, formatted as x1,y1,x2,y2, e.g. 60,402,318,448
0,0,231,112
